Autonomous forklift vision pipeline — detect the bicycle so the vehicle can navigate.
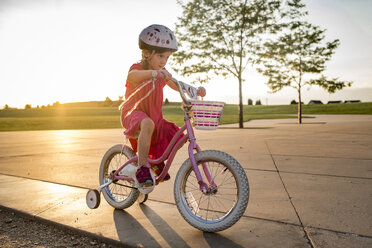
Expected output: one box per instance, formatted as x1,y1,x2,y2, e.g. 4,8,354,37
86,78,250,232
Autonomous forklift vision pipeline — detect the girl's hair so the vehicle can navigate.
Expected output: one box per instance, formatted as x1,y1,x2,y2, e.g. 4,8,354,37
140,50,152,70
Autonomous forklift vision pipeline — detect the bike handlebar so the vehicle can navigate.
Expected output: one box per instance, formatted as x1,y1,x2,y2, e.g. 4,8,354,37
172,78,198,105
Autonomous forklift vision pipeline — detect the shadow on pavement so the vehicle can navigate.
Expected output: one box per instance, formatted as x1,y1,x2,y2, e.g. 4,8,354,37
113,209,161,248
139,204,190,248
203,232,245,248
140,204,244,248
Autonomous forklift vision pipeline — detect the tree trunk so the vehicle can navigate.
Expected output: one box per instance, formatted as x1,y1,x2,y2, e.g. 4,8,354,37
238,77,244,128
298,57,303,124
298,88,302,124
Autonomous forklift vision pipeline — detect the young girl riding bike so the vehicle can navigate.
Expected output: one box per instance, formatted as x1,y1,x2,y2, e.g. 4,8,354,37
119,24,206,191
87,24,249,232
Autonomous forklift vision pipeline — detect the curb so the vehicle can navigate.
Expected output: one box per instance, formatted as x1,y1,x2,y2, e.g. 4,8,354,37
0,204,133,248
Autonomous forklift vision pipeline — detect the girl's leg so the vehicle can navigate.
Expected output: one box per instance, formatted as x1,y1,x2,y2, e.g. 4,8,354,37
137,117,155,166
119,116,155,187
134,117,155,186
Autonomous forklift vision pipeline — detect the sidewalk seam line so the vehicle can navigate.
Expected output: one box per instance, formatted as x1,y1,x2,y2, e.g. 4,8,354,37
0,172,91,190
33,201,66,217
243,168,372,180
264,139,315,248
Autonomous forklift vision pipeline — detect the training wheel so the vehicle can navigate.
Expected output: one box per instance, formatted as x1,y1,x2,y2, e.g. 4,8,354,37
86,189,100,209
137,193,148,204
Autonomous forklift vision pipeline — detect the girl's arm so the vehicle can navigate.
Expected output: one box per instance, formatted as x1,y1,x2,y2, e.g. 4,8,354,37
128,69,206,97
165,76,206,97
127,70,154,87
165,79,179,91
127,69,174,88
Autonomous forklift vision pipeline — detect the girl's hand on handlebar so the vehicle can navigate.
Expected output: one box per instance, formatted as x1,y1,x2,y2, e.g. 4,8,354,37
159,70,172,82
197,87,206,97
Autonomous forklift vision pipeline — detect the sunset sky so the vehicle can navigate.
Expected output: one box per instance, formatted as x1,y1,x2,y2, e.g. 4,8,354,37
0,0,371,108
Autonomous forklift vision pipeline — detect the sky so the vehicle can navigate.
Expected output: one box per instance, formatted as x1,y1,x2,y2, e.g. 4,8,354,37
0,0,371,108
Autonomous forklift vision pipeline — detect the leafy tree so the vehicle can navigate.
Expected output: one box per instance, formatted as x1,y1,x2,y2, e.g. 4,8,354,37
173,0,303,128
256,4,352,123
25,104,31,109
4,104,9,110
255,99,262,105
247,98,253,105
53,101,61,107
290,99,297,105
104,97,113,107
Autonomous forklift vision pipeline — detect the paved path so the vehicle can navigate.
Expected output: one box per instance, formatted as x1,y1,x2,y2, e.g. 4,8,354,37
0,115,371,247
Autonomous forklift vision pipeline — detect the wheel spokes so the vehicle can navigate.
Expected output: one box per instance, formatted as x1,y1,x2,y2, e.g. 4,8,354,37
106,152,133,201
183,161,238,221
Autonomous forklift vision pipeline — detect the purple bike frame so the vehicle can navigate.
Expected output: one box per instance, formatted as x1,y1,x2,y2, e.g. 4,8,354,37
113,78,216,193
113,118,216,192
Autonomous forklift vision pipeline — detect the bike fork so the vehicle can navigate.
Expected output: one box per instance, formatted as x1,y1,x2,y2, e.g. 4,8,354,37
188,141,216,194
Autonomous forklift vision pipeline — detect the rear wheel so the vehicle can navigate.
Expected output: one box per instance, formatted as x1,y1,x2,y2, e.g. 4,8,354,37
99,144,140,209
174,150,249,232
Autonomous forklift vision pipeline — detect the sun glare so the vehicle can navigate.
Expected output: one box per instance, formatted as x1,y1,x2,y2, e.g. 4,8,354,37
0,0,371,108
49,130,78,147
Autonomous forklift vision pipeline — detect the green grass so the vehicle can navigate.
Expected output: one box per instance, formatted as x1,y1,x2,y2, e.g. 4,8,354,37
0,102,371,131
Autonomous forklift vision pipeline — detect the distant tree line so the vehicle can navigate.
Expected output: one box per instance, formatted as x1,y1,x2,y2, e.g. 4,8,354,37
2,97,126,110
247,99,262,106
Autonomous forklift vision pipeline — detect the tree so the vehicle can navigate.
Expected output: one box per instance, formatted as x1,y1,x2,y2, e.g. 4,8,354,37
247,99,253,105
53,101,61,107
173,0,303,128
104,97,113,107
256,5,352,123
25,104,31,109
255,100,262,105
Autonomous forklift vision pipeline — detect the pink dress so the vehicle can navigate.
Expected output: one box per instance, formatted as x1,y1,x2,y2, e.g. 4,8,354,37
121,63,183,160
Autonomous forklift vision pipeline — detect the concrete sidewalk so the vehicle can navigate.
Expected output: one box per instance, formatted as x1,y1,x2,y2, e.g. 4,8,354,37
0,174,309,248
0,115,371,247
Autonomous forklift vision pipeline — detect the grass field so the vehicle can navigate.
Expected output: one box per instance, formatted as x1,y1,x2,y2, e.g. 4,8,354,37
0,102,371,131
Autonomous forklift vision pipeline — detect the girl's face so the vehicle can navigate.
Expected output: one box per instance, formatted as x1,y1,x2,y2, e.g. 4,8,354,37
147,51,172,70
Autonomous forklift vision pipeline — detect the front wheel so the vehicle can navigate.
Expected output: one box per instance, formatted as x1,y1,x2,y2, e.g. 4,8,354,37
174,150,249,232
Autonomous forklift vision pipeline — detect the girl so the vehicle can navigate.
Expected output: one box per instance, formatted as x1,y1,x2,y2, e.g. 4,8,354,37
120,24,206,192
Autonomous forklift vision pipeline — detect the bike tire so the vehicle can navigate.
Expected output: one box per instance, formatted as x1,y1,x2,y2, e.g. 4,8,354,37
174,150,249,232
99,144,140,209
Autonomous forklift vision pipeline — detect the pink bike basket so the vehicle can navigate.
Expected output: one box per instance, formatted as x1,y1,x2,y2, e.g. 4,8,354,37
190,100,224,130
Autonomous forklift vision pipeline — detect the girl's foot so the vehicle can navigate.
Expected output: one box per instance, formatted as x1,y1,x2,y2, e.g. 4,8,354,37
136,165,154,187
